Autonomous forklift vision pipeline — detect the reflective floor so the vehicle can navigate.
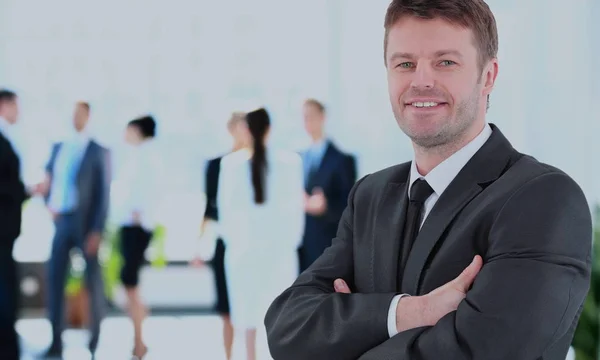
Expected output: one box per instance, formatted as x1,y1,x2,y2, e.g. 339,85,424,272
18,315,273,359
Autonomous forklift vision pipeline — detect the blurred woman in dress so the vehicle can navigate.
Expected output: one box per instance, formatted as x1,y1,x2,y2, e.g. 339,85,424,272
195,112,249,360
217,108,304,360
115,115,162,359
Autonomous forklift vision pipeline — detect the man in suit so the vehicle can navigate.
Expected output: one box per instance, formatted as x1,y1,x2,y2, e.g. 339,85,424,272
265,1,592,359
299,98,357,272
0,90,27,359
42,102,111,357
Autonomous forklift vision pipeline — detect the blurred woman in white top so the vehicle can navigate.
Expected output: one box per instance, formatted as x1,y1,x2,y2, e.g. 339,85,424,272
218,108,304,360
114,115,162,359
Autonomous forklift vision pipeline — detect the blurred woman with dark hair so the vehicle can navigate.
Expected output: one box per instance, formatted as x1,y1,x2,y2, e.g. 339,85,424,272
218,108,304,360
192,112,249,360
114,115,162,359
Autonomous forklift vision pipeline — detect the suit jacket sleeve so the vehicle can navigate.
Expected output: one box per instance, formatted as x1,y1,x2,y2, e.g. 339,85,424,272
265,175,399,360
0,138,26,209
43,143,59,204
346,154,357,183
324,154,356,224
91,147,111,234
204,159,219,220
216,155,235,245
358,172,592,360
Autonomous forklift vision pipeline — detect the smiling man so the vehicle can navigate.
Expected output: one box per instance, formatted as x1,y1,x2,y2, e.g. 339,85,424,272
264,1,592,359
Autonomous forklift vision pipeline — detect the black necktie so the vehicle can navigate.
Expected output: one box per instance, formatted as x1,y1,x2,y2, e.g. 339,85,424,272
399,178,434,274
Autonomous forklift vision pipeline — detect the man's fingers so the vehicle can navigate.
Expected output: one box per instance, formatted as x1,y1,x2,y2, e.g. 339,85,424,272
334,279,351,294
453,255,483,291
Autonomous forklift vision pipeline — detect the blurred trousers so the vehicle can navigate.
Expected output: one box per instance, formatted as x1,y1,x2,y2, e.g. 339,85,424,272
0,245,20,360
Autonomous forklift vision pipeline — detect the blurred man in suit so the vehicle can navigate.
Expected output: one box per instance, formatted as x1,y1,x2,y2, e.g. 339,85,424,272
299,99,357,272
42,102,111,357
265,1,592,359
0,89,27,359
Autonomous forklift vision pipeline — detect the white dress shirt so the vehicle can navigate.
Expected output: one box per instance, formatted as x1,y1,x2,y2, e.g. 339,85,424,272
47,131,91,213
112,140,163,230
387,123,493,337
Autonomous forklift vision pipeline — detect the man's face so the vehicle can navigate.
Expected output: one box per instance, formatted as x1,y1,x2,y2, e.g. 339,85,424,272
73,104,89,132
228,120,250,146
303,104,325,139
124,125,140,145
385,16,497,148
1,98,19,124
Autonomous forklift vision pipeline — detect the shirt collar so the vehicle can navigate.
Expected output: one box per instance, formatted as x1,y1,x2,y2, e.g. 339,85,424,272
0,116,11,135
309,138,328,155
67,128,91,146
409,123,493,198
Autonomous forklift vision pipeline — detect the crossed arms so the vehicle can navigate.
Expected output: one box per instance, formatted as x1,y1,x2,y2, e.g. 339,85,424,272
264,172,592,360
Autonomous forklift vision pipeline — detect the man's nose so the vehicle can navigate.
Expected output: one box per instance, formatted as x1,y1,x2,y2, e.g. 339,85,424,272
410,63,435,89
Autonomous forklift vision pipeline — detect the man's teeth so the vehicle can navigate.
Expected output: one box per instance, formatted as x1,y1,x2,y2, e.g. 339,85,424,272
412,102,439,108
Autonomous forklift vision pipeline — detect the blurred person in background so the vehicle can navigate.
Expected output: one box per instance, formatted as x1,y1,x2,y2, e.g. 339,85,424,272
299,99,357,272
113,115,162,359
191,112,249,360
217,108,304,360
0,89,28,360
42,101,111,357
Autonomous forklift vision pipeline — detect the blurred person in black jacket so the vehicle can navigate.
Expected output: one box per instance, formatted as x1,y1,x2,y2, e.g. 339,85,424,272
299,99,357,273
0,89,40,360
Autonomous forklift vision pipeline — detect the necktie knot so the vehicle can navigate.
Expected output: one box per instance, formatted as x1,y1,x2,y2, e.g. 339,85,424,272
410,178,434,203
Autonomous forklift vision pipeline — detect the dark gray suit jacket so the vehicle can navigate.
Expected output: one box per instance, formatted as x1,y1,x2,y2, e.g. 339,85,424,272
264,125,592,360
45,140,111,235
0,132,26,246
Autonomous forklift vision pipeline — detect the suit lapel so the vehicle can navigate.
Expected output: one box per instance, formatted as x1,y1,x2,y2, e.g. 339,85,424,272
76,141,94,183
401,124,516,295
400,179,482,294
372,166,410,292
307,142,334,190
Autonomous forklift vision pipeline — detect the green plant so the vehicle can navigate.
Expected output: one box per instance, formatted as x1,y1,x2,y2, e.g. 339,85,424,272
572,205,600,360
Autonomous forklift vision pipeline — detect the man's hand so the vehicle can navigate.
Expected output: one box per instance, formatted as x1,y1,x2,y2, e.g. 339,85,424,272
334,278,352,293
189,257,206,268
333,255,483,333
305,187,327,216
48,208,58,221
416,255,483,328
85,232,102,257
27,176,50,196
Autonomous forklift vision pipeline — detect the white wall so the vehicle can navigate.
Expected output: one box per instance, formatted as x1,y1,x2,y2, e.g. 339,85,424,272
332,0,600,205
0,0,597,225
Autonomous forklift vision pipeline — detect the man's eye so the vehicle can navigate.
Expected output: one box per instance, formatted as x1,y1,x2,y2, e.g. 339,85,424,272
440,60,456,66
397,62,414,69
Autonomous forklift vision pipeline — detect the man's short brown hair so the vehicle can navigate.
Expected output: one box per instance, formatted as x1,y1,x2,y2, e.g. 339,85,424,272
383,0,498,70
304,99,326,114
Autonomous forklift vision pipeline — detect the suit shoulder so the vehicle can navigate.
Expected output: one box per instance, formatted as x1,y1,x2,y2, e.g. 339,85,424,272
206,156,221,172
88,140,108,152
509,154,578,186
0,134,10,149
348,162,410,206
208,156,222,165
358,162,411,189
506,154,586,198
221,149,250,168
